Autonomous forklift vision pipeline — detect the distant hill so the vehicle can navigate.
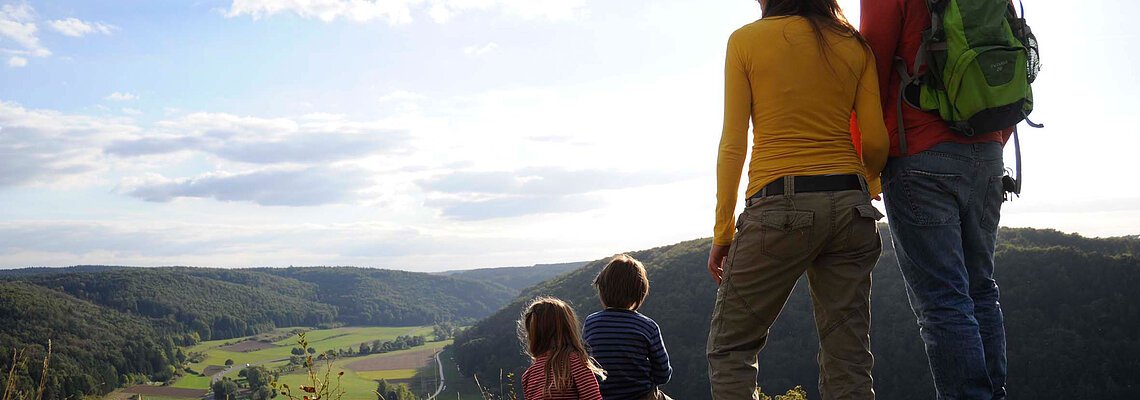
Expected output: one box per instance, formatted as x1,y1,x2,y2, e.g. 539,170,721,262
0,266,517,397
259,267,516,326
16,267,338,340
440,262,586,292
452,228,1140,400
0,264,125,277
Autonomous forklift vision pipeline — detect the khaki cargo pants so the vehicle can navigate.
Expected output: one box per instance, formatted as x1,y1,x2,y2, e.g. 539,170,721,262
641,388,672,400
707,184,883,400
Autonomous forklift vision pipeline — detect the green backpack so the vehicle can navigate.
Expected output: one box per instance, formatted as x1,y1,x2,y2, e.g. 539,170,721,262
896,0,1042,193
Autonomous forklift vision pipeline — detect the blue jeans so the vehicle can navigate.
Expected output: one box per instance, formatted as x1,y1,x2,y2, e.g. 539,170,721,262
883,142,1008,400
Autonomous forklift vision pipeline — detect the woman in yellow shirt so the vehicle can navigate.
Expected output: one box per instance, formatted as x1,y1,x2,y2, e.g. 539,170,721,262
704,0,889,399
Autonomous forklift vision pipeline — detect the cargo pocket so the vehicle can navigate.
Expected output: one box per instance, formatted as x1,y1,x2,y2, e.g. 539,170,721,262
855,204,885,221
848,204,884,251
758,210,814,260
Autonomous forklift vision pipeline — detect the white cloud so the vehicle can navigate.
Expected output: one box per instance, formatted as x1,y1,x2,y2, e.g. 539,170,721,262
121,167,371,206
463,42,498,56
418,166,690,220
226,0,586,24
0,101,139,188
0,4,115,65
105,112,411,164
227,0,422,24
0,2,51,58
46,17,116,37
428,0,586,23
121,107,142,115
377,90,426,102
105,92,138,101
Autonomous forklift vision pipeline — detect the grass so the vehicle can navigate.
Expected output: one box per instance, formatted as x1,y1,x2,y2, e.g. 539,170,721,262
182,326,436,390
274,340,450,398
170,373,211,389
355,369,417,380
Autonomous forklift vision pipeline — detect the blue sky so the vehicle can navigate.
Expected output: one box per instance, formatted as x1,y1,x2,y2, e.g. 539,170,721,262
1,0,1136,270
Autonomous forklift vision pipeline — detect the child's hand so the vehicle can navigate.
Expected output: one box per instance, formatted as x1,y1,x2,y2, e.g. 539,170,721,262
708,244,731,285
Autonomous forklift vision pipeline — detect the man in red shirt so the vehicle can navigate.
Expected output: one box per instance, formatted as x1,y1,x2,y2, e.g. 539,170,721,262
861,1,1011,399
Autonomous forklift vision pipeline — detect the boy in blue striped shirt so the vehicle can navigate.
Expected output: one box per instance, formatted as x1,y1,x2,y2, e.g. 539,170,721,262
583,254,673,400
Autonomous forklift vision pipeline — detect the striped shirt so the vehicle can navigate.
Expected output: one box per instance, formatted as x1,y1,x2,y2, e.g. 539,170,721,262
522,352,603,400
583,309,672,400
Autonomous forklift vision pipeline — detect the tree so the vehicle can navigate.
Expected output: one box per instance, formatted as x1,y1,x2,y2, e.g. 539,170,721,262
376,379,417,400
291,347,304,356
432,322,456,341
252,385,273,400
359,343,370,354
242,366,272,399
307,347,316,355
212,378,238,400
224,359,234,367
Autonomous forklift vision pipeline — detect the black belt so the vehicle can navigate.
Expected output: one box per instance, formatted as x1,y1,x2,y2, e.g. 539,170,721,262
747,174,863,204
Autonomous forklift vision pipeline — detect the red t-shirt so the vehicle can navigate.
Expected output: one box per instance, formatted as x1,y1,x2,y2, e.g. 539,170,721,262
858,0,1011,156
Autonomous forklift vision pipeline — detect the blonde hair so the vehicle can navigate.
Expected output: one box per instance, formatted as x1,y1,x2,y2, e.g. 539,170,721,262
518,297,606,393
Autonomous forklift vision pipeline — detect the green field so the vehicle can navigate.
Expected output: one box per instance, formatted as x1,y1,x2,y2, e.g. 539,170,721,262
274,340,450,398
177,326,435,390
356,369,417,380
170,373,211,389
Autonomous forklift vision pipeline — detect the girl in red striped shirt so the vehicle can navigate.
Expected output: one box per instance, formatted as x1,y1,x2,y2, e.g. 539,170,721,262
519,297,606,400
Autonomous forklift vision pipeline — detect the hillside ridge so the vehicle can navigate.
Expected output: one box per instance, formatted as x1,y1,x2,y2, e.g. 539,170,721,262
453,227,1140,400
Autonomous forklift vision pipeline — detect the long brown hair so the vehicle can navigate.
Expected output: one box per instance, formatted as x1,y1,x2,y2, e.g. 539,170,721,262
518,297,605,393
761,0,868,53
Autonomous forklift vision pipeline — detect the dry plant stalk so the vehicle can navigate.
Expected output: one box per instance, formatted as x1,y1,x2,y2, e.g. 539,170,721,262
2,348,22,400
272,332,345,400
34,340,50,400
472,372,517,400
3,340,51,400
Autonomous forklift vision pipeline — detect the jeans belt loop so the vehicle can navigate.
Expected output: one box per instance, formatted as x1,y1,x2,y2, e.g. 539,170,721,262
783,176,796,197
857,175,869,193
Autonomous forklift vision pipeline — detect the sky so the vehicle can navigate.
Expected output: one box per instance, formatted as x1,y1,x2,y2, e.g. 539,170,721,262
0,0,1136,271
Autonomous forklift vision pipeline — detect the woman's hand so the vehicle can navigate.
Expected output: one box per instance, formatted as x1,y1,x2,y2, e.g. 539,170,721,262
708,244,731,285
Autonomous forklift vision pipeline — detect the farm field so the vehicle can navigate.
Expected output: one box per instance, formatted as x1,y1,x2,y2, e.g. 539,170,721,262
170,373,211,389
274,340,450,398
107,385,207,400
186,326,432,372
163,325,435,398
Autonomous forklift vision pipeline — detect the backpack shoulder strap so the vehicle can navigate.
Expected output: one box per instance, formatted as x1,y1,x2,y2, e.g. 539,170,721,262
894,57,915,155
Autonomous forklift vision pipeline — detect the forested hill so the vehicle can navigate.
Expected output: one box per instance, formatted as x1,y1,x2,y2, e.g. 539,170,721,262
0,281,182,399
257,267,516,325
440,261,586,292
452,228,1140,400
0,266,516,397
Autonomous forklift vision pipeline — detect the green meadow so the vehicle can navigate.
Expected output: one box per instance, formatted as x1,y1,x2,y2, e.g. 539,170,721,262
273,340,450,398
178,326,436,390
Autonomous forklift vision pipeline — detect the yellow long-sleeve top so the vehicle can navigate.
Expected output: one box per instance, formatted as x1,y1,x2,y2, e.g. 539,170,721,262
714,16,889,246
